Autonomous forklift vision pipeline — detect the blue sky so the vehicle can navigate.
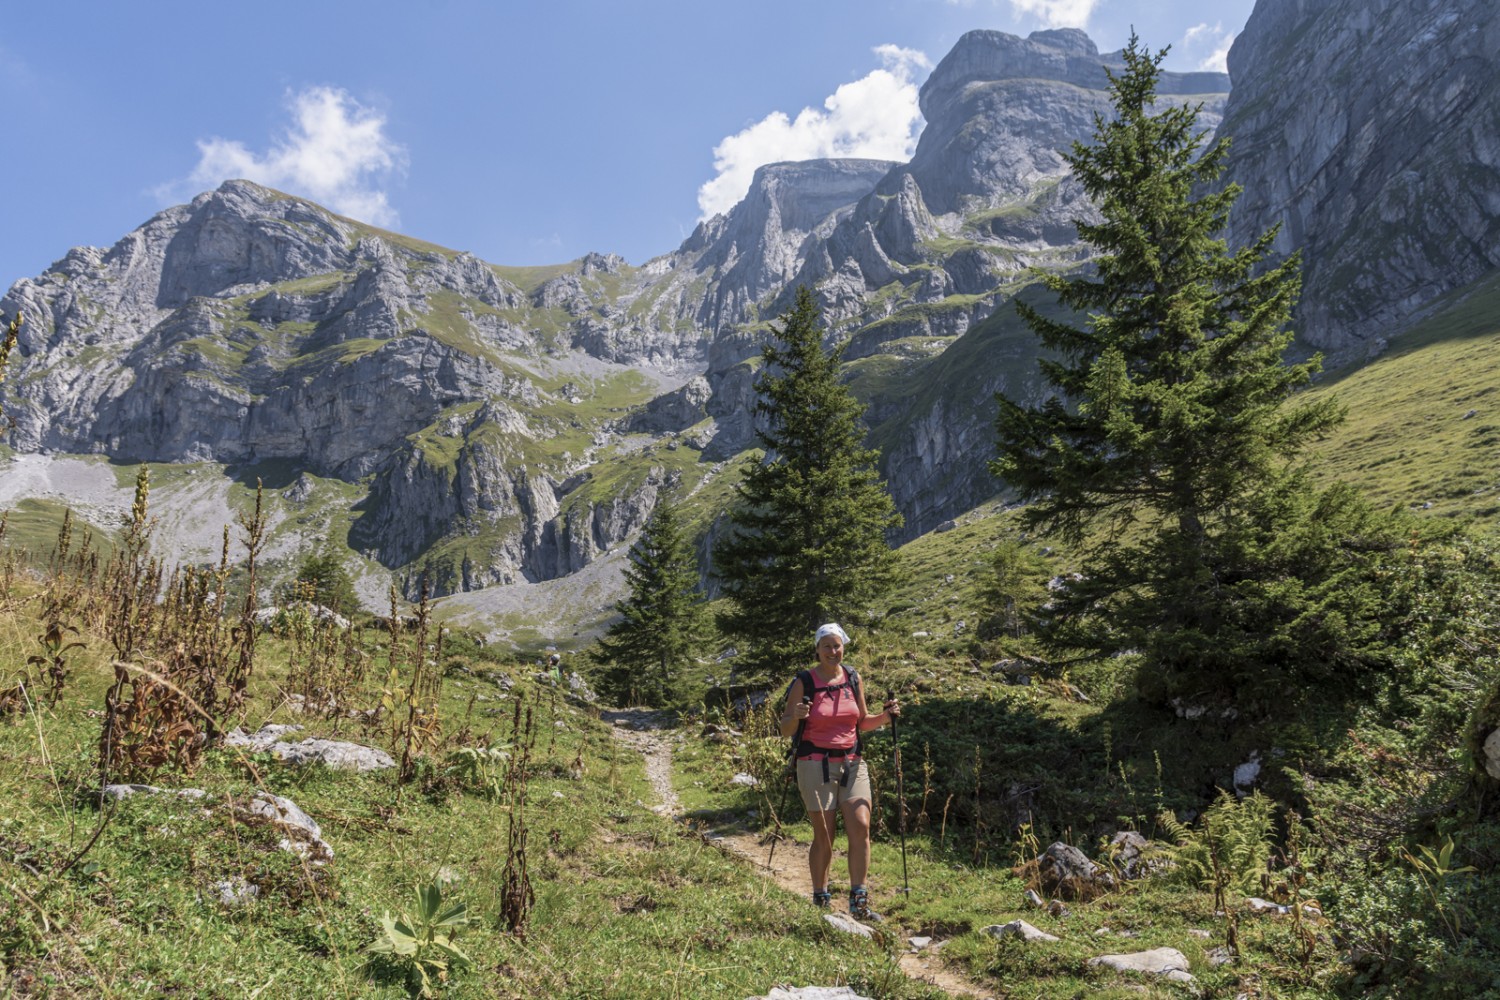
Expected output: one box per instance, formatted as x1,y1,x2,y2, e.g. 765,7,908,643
1,0,1255,292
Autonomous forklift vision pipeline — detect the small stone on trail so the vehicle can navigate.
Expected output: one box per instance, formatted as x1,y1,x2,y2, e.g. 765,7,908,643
907,935,932,951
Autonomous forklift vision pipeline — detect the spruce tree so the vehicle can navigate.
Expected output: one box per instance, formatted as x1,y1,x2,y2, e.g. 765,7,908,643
282,550,358,615
714,286,903,680
992,37,1392,705
592,493,705,706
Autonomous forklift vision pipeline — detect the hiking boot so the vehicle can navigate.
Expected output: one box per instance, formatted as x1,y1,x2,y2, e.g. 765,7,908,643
848,885,881,922
812,889,831,909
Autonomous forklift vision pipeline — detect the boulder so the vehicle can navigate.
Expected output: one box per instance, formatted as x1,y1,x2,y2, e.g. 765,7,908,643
224,725,395,772
1088,947,1193,982
823,912,875,938
1106,830,1161,879
1036,842,1114,900
233,791,334,862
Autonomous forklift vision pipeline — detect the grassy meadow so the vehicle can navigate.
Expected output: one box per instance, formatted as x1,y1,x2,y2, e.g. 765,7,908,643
1,270,1499,999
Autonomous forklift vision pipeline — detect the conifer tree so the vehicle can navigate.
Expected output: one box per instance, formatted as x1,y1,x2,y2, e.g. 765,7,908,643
993,37,1393,704
714,286,903,679
281,549,358,615
592,493,705,706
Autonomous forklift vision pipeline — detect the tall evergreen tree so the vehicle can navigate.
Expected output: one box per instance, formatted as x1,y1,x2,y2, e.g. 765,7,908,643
992,37,1393,704
592,493,705,707
714,286,903,679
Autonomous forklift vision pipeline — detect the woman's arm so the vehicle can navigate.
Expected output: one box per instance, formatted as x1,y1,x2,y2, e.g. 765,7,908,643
856,688,900,732
779,677,809,738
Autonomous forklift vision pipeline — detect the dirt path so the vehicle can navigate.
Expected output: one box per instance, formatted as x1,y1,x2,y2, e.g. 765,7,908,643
603,710,992,1000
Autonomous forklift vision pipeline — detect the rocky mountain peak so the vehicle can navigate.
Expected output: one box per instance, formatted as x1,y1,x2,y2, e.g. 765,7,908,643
156,180,359,308
908,29,1230,217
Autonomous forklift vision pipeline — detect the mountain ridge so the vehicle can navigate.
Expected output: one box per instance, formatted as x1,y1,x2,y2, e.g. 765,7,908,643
3,9,1495,638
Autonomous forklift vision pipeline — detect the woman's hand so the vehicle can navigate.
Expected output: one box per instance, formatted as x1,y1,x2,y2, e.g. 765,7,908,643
883,697,901,719
789,699,812,721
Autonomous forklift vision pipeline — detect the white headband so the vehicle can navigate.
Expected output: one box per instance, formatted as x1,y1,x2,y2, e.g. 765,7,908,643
814,623,849,647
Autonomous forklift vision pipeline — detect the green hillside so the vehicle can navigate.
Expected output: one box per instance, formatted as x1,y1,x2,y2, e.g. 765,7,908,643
1304,270,1500,526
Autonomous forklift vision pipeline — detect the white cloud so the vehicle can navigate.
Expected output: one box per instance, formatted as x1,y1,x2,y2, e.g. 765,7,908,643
696,45,931,220
1006,0,1099,29
160,86,407,226
1181,22,1236,73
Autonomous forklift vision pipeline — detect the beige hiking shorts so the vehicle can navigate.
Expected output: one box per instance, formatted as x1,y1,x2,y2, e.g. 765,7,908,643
796,756,871,813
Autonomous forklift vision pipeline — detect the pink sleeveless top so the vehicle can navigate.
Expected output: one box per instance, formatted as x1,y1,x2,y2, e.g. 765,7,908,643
800,668,860,751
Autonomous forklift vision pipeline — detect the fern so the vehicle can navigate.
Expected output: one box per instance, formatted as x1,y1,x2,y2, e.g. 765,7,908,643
1158,790,1275,894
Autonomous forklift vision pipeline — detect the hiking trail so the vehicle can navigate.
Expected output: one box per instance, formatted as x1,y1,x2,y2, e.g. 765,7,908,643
603,709,992,1000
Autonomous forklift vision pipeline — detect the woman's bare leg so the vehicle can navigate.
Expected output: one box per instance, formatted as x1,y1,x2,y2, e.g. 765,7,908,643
807,809,838,890
841,798,872,887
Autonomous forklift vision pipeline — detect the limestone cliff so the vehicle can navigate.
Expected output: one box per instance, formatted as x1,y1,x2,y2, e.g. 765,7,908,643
3,8,1494,629
1217,0,1500,356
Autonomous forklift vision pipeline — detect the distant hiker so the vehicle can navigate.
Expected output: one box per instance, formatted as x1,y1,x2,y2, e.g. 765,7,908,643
548,653,563,685
778,622,900,920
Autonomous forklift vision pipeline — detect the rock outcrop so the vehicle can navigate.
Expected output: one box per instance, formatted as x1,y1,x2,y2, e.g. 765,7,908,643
1218,0,1500,356
3,7,1494,627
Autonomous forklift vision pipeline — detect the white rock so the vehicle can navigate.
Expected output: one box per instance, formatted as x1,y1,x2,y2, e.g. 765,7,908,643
823,912,875,938
102,784,207,801
907,935,932,950
1245,897,1289,915
236,791,333,862
1484,728,1500,780
750,988,873,1000
1088,947,1192,979
1233,752,1262,794
212,876,259,907
983,920,1059,943
224,726,394,772
730,772,760,787
273,738,395,772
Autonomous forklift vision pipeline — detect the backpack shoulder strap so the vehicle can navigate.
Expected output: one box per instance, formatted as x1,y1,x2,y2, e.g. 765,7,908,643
847,668,865,756
788,669,816,749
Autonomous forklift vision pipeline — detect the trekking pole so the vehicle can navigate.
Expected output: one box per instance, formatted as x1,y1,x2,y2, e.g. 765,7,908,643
766,692,812,872
765,775,794,870
888,690,910,894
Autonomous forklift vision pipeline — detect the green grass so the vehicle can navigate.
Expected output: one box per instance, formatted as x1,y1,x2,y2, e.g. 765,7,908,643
0,499,116,561
0,578,935,999
1305,270,1500,525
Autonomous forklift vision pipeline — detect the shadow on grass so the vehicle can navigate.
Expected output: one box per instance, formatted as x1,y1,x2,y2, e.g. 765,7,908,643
225,457,305,490
850,684,1373,865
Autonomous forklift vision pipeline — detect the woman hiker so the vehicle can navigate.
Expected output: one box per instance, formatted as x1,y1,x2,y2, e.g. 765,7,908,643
778,622,900,919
